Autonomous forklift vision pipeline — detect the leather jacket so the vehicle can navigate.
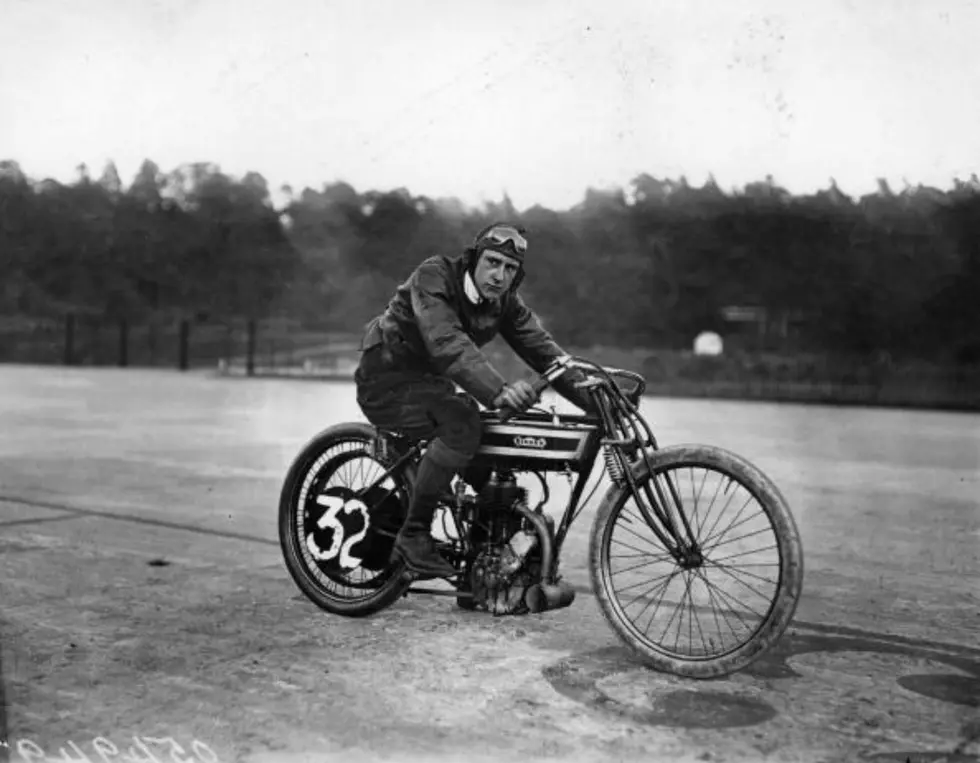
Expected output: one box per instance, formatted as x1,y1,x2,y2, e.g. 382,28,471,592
358,254,593,412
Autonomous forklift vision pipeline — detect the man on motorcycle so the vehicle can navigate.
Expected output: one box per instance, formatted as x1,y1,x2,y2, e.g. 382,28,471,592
354,222,594,579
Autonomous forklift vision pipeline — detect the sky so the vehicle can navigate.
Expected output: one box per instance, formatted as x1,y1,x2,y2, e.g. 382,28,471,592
2,0,979,211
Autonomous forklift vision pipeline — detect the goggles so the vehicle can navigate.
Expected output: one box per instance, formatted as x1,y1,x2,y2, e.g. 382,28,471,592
478,225,528,256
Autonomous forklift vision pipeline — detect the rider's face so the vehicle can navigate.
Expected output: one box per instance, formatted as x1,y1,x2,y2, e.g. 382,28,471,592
473,250,521,300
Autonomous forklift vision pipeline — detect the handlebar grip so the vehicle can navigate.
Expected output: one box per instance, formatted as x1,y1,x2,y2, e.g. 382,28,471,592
531,374,551,395
496,374,552,422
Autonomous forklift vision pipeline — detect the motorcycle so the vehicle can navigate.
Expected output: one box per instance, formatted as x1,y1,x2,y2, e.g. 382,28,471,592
278,354,804,678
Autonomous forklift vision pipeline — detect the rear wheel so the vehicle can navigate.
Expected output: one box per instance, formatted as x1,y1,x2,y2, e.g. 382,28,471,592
589,444,803,678
278,422,412,617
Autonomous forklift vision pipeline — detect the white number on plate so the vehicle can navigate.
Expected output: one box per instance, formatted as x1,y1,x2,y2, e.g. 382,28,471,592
307,495,370,568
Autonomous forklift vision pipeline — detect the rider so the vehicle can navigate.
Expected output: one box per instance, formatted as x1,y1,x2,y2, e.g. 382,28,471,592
354,222,595,579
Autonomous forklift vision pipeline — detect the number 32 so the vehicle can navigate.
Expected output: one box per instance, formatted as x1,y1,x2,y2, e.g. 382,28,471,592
308,495,370,568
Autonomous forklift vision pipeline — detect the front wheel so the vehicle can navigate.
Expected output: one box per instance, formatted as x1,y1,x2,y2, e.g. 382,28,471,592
278,422,413,617
589,444,804,678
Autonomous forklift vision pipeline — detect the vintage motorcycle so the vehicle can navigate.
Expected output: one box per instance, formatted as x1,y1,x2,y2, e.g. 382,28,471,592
278,354,804,678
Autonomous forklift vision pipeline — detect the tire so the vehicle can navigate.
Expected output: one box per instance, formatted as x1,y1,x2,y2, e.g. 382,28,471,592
278,422,412,617
589,444,804,678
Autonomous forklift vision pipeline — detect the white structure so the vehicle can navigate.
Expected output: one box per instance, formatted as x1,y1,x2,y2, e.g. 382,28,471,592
694,331,724,356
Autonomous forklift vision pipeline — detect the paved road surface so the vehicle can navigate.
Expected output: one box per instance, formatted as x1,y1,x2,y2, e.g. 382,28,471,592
1,365,977,762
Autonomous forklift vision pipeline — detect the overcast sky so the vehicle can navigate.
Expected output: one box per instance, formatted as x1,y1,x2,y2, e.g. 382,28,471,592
2,0,978,210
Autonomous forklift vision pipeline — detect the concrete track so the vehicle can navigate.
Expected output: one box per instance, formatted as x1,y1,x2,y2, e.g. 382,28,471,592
1,365,977,762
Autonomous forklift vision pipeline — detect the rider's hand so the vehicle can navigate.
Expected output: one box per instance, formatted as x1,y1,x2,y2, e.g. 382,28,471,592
494,380,539,412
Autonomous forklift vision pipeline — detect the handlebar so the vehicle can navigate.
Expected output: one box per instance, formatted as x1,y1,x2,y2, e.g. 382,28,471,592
491,355,646,422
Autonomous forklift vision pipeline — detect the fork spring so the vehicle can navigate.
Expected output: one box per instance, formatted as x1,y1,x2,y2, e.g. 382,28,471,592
603,444,625,484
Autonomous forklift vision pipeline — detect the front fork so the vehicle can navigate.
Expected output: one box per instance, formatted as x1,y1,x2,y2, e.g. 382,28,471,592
625,468,703,568
585,384,701,566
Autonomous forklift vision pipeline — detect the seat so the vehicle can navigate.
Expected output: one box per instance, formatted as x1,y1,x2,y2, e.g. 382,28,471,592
372,428,423,466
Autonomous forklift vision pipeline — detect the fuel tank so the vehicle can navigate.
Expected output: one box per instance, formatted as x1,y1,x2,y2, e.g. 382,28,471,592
472,411,601,472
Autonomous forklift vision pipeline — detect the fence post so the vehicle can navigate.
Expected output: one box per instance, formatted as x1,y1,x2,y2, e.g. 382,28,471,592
64,313,75,366
178,319,190,371
246,319,257,376
118,319,129,367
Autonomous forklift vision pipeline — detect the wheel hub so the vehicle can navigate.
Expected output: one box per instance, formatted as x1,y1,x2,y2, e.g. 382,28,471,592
677,544,704,570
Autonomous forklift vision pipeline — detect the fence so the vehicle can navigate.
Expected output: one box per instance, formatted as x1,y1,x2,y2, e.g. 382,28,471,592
2,314,979,411
1,314,241,370
637,352,980,411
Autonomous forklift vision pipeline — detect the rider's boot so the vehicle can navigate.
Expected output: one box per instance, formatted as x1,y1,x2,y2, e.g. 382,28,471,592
391,453,457,579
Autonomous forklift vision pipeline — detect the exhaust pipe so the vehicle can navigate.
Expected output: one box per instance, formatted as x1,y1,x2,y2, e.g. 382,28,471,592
525,579,576,613
511,503,575,613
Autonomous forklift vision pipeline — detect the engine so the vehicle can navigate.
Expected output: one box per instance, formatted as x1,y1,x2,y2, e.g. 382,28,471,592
463,470,554,616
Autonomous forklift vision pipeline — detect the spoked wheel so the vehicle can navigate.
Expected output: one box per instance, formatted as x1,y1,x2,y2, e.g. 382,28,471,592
590,444,804,678
278,422,413,617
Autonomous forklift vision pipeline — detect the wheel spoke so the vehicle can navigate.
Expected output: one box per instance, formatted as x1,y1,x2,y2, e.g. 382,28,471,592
621,501,675,549
617,568,677,596
656,576,688,646
703,558,776,603
708,543,779,566
641,569,682,636
672,572,697,653
610,537,675,563
611,556,674,577
698,475,741,545
707,559,779,587
700,498,760,549
621,579,674,641
616,510,672,551
691,468,709,537
688,577,710,655
610,550,666,559
696,568,746,643
610,537,656,555
699,571,732,647
698,567,767,622
695,472,726,541
668,575,689,653
704,526,776,556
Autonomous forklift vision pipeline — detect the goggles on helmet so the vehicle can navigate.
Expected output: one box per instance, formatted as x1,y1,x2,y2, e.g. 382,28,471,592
477,225,528,256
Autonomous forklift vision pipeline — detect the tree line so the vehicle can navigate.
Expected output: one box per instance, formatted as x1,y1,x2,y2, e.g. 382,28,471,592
2,159,978,364
0,159,299,324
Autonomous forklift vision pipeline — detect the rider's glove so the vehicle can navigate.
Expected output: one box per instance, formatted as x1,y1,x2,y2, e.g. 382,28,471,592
493,380,539,412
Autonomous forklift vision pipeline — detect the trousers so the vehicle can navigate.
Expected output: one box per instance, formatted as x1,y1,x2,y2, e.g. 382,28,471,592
354,346,487,483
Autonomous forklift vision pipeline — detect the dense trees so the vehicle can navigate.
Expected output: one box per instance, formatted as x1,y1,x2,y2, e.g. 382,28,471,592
0,159,301,324
2,157,979,365
282,170,979,363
